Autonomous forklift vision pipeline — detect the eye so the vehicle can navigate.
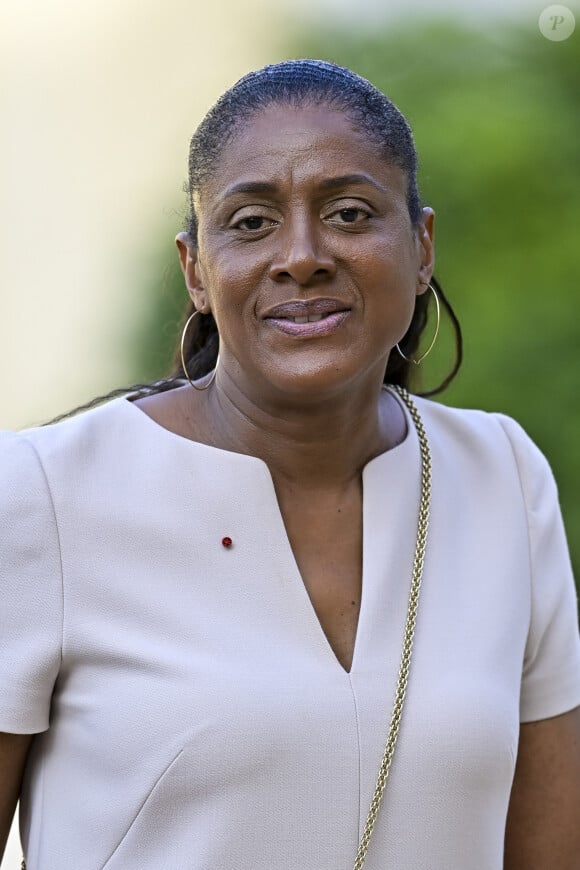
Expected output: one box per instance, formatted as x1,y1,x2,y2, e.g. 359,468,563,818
328,207,371,225
232,215,277,232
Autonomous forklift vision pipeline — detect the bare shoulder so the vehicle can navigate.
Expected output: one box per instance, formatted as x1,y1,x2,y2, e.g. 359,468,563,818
382,387,409,450
504,706,580,869
130,387,184,423
130,386,205,442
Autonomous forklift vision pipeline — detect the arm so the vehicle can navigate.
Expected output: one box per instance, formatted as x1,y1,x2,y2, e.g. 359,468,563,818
0,732,34,860
504,706,580,869
0,431,62,860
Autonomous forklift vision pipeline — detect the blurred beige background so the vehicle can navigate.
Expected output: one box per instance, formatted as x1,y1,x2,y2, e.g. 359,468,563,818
1,0,289,433
1,0,287,861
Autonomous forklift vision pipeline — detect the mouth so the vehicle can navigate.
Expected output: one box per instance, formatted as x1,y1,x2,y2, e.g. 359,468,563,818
275,312,337,324
263,309,351,338
262,298,351,321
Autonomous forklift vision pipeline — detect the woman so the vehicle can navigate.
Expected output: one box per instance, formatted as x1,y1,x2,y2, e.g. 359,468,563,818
1,59,579,870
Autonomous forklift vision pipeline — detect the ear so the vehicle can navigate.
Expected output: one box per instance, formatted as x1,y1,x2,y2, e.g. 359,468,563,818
416,207,435,294
175,232,211,312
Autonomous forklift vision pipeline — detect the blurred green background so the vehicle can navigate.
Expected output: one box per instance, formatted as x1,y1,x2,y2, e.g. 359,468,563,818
129,18,580,581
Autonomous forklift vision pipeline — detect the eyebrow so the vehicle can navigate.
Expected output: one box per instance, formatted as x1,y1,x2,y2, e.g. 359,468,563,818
219,173,387,201
320,174,387,194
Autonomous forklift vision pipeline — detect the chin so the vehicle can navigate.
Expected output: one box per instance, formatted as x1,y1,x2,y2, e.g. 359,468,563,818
253,361,371,404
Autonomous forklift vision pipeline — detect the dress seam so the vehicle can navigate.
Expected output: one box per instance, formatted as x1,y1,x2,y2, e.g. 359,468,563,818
491,415,534,678
347,675,363,843
20,434,65,669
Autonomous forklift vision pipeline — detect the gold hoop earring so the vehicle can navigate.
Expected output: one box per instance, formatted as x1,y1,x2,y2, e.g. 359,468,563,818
396,282,440,365
180,309,220,391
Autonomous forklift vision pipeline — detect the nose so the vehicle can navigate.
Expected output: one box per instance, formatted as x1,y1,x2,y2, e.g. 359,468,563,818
268,211,337,285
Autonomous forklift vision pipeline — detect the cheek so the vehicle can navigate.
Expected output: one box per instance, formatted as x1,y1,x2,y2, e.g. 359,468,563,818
199,248,258,314
201,263,260,345
346,237,416,301
348,244,418,341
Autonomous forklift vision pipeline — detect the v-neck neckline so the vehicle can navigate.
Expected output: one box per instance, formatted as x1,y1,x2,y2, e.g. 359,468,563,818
275,401,417,677
114,386,418,676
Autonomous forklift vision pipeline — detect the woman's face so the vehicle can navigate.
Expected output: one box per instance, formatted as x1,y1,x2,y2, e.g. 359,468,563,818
177,102,434,402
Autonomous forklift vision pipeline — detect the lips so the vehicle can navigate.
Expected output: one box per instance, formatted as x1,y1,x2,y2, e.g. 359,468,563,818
262,298,351,321
261,298,352,339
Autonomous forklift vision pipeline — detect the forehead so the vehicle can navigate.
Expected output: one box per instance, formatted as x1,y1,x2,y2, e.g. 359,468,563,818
198,103,406,204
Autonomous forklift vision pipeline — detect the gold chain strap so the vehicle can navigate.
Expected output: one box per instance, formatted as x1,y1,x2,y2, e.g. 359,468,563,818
352,385,431,869
20,387,430,870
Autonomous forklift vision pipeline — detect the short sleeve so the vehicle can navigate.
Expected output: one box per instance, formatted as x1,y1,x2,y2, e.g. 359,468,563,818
0,431,63,733
496,414,580,722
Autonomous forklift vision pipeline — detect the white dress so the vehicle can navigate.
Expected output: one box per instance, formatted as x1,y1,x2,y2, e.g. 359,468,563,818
1,388,579,870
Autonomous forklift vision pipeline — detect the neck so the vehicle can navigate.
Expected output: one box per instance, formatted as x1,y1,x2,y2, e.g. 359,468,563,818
195,372,407,492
